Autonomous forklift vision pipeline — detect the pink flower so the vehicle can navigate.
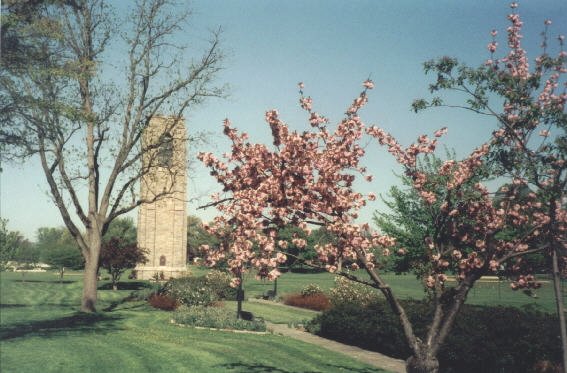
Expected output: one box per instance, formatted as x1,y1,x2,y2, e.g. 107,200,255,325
433,127,448,137
298,82,304,89
491,29,498,37
363,79,375,89
230,278,241,288
368,192,376,201
544,19,552,25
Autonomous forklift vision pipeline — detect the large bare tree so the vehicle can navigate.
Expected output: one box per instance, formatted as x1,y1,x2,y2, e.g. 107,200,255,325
0,0,225,312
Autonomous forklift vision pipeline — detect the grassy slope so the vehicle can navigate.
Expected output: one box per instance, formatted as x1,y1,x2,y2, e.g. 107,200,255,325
0,272,387,373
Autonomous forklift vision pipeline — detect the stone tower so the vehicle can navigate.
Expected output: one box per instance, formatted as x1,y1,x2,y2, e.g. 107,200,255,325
136,116,188,280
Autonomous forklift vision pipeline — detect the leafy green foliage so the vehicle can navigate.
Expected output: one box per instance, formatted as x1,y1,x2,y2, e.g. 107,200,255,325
300,283,323,297
173,305,266,331
35,226,84,276
279,226,333,268
309,299,562,373
102,217,137,246
328,276,380,307
0,219,32,270
205,270,238,300
163,272,237,306
187,215,218,262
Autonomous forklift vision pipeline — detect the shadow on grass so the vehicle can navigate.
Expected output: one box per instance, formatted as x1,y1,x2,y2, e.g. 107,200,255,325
324,364,387,373
218,363,319,373
8,279,77,284
98,281,152,291
0,304,28,308
0,312,123,341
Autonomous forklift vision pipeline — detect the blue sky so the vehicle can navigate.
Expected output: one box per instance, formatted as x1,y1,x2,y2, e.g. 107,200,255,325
2,0,566,240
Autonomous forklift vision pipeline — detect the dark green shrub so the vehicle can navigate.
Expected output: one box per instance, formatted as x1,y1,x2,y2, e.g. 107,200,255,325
172,305,266,332
309,299,562,373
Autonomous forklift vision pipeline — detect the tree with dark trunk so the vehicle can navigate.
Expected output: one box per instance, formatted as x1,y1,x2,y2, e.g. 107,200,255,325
0,0,225,312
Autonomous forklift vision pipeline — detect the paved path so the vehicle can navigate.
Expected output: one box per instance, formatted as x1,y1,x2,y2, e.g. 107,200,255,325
266,322,406,373
249,299,405,373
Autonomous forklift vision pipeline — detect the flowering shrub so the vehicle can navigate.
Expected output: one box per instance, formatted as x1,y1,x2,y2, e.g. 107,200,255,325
328,276,380,307
205,270,238,300
162,276,216,306
300,283,323,297
283,292,330,311
172,305,266,331
162,272,238,306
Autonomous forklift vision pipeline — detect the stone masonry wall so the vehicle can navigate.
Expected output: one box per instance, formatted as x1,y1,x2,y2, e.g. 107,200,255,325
136,116,187,280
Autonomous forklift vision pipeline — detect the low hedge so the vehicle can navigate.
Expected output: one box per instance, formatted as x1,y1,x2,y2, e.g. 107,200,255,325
172,305,266,332
307,300,562,373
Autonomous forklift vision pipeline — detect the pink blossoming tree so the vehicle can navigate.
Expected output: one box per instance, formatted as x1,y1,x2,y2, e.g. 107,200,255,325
414,3,566,370
199,5,565,373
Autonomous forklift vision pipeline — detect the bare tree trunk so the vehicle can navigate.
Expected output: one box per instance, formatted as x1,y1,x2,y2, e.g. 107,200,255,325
81,233,101,312
406,347,439,373
552,248,567,373
81,255,99,312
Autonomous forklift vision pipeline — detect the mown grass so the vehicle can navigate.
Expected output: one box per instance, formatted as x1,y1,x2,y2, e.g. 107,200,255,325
224,300,319,324
0,271,388,373
188,265,560,313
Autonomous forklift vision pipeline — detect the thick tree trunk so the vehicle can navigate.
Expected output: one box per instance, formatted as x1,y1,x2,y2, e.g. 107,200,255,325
81,256,99,312
81,233,102,313
406,350,439,373
551,248,567,373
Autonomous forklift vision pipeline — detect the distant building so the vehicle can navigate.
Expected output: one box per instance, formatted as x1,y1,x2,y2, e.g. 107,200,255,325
136,116,187,280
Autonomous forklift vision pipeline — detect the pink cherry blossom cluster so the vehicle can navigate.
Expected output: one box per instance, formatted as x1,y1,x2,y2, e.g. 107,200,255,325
199,4,566,291
198,82,399,280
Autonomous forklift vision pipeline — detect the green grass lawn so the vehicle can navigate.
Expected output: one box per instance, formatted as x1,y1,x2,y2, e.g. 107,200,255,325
224,300,319,324
0,271,388,373
189,265,560,313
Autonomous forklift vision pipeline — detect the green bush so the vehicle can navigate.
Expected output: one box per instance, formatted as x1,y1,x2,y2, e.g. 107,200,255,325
328,276,380,307
173,305,266,332
307,299,562,373
162,276,216,306
205,270,238,300
162,271,237,306
300,283,323,297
